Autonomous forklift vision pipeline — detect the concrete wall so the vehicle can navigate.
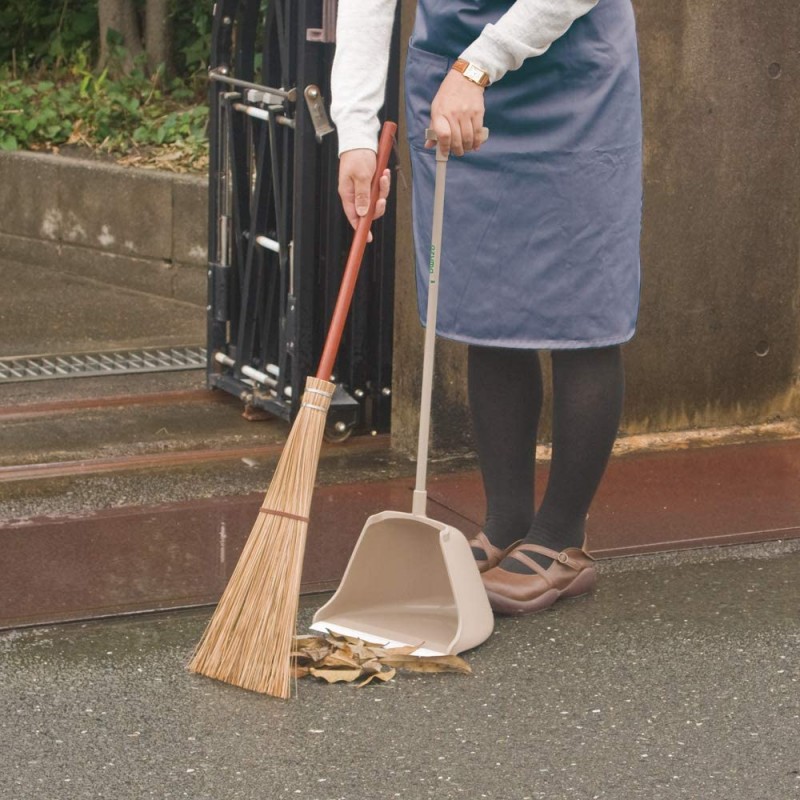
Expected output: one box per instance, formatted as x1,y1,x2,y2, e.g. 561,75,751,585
0,151,207,305
391,0,800,454
2,1,798,450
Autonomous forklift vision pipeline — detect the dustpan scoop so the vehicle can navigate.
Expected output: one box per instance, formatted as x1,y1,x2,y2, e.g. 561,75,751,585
312,130,493,656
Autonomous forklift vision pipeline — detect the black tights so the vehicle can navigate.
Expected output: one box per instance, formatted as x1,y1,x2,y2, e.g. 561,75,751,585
467,344,624,568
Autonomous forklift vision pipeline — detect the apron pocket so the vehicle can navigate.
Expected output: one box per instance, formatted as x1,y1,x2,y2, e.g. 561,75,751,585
404,40,452,150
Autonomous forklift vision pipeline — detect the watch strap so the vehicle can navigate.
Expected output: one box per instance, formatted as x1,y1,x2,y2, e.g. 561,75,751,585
452,58,490,88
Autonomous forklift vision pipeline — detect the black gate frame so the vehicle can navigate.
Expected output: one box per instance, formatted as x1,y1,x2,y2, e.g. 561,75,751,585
206,0,400,438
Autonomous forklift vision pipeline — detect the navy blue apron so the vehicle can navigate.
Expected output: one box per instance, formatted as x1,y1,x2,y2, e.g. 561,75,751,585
404,0,643,349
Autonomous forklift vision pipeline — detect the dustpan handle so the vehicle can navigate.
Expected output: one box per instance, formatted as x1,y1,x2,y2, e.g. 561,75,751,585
412,131,449,516
316,121,397,381
413,128,488,516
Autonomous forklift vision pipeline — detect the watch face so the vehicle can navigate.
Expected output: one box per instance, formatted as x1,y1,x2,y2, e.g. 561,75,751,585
464,64,485,83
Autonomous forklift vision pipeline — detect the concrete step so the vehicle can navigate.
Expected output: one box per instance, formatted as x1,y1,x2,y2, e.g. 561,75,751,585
0,369,416,628
3,359,800,630
0,388,268,468
3,376,800,629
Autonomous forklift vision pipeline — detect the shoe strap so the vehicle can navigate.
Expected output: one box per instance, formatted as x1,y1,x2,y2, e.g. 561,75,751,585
468,531,501,560
510,543,587,573
470,532,526,561
506,549,553,583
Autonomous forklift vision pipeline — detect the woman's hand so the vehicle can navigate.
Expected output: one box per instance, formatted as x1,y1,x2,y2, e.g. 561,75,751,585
425,69,485,156
338,148,392,242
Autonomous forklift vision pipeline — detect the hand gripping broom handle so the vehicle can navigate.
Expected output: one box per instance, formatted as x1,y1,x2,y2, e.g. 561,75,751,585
316,121,398,380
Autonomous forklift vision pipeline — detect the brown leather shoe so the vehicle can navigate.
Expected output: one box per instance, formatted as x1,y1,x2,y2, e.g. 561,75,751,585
481,543,597,615
467,531,523,574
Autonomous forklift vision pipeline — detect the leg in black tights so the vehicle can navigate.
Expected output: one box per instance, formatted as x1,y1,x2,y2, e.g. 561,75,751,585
467,345,543,559
502,345,625,573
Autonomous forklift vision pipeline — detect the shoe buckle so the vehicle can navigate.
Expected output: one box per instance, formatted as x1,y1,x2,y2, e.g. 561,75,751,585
557,552,569,564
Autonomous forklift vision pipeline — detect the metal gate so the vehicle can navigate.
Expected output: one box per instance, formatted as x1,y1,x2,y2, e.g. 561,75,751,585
206,0,400,439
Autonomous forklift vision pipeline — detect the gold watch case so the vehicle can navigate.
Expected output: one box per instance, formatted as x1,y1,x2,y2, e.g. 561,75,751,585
452,58,490,88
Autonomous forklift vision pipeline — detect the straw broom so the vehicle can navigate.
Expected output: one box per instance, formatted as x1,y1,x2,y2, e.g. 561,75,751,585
189,122,397,699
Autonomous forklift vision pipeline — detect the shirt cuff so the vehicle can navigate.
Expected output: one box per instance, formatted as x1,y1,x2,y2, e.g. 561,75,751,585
335,118,380,155
459,30,517,85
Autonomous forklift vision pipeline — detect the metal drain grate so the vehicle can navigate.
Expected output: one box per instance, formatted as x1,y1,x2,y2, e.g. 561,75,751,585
0,346,207,383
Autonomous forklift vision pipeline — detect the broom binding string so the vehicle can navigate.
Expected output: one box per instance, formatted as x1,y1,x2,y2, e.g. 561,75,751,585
258,508,310,524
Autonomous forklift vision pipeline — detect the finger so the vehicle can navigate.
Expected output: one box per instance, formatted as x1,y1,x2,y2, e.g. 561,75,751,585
372,174,390,219
379,168,391,200
354,175,371,218
473,113,486,151
447,116,464,157
338,181,360,232
460,118,474,153
431,115,451,156
373,168,391,222
346,209,360,231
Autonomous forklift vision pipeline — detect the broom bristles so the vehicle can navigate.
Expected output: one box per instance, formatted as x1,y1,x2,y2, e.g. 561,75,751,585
188,376,334,699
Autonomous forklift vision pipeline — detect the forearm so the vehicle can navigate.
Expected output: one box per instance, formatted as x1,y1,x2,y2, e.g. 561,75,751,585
331,0,397,154
460,0,600,84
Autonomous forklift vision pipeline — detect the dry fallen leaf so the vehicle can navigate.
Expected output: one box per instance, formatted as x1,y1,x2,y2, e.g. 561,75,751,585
292,633,471,687
309,667,364,684
292,644,332,664
358,667,396,687
380,654,472,675
292,665,311,679
349,642,382,661
367,644,421,659
324,651,362,670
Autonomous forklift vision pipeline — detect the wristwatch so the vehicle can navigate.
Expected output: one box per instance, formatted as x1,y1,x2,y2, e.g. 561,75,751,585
452,58,490,88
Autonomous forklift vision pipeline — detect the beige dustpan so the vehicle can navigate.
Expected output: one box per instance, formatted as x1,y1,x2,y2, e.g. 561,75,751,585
312,131,494,656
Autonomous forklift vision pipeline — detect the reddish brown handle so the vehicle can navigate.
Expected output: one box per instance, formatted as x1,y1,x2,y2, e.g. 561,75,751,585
316,121,397,380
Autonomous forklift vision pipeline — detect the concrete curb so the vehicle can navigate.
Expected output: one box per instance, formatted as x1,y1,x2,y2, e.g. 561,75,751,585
0,150,207,304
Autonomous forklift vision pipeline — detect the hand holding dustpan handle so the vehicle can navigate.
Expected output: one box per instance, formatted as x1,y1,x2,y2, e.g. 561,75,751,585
424,127,490,155
316,121,397,380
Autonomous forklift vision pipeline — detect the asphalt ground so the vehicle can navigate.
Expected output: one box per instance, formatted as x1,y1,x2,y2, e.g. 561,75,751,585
3,262,799,799
2,539,798,800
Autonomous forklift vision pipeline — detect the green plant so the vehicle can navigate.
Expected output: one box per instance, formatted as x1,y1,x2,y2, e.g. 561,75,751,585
0,0,98,71
0,50,208,166
0,0,219,78
173,1,213,76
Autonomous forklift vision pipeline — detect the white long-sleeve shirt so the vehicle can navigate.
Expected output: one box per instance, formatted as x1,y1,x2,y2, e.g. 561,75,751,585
331,0,599,154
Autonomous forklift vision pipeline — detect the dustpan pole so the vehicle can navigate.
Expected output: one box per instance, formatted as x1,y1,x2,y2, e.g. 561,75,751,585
412,137,448,517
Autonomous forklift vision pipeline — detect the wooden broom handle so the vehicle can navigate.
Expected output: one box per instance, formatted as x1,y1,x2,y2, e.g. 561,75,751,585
316,121,397,380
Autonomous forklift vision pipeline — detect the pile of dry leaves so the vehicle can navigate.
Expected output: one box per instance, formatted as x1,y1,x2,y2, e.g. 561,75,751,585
292,632,471,688
114,142,209,174
43,138,208,174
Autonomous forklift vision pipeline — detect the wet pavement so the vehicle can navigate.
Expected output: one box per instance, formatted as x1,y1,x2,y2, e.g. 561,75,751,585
1,539,798,800
4,431,800,629
3,249,800,630
3,256,800,797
